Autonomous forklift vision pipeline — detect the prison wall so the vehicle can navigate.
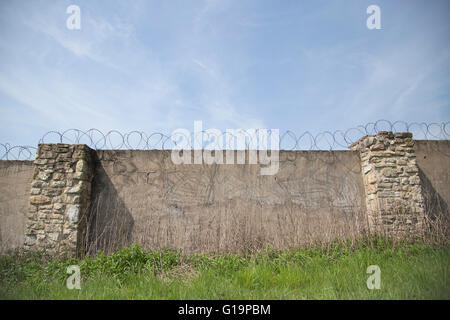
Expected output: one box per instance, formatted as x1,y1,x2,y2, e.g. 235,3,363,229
0,133,449,256
0,160,34,253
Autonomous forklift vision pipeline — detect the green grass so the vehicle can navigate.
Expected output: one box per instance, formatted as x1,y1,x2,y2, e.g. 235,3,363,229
1,238,449,299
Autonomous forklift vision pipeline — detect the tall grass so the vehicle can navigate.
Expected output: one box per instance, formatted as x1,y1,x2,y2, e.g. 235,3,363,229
1,237,449,300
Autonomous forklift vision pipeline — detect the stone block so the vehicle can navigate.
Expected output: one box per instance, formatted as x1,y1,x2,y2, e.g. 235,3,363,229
30,195,51,205
38,172,51,181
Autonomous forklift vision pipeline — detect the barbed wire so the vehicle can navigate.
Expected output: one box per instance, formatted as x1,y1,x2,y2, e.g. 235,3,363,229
1,120,449,160
0,144,37,161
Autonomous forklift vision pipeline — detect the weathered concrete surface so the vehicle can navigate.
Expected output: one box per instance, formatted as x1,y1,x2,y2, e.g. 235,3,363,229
414,140,450,218
0,160,34,252
4,140,448,256
351,132,426,238
89,150,368,254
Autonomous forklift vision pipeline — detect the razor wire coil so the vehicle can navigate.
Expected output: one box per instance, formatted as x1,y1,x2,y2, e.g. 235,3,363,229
1,120,448,160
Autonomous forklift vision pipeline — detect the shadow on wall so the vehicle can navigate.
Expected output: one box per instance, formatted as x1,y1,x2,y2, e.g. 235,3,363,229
418,168,449,240
84,153,134,255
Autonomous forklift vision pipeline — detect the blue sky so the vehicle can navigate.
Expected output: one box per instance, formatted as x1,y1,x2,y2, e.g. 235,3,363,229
0,0,449,146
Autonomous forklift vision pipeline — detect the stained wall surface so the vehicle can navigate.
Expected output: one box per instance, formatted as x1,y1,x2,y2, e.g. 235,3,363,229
89,150,368,254
1,141,449,254
0,161,34,252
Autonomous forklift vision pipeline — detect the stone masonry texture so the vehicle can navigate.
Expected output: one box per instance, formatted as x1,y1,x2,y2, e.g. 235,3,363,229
350,132,426,238
24,144,94,256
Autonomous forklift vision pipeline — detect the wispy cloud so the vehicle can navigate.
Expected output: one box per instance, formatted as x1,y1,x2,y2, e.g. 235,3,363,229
0,0,448,145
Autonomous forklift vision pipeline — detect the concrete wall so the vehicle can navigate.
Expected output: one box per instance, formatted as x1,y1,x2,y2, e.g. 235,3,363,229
88,150,367,254
414,140,450,206
414,140,450,221
0,160,33,253
1,136,448,255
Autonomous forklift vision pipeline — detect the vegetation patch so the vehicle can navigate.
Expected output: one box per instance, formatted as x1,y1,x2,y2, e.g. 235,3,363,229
1,237,449,299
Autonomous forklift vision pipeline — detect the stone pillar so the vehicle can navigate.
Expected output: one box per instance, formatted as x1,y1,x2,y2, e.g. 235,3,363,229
24,144,94,256
350,132,426,238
